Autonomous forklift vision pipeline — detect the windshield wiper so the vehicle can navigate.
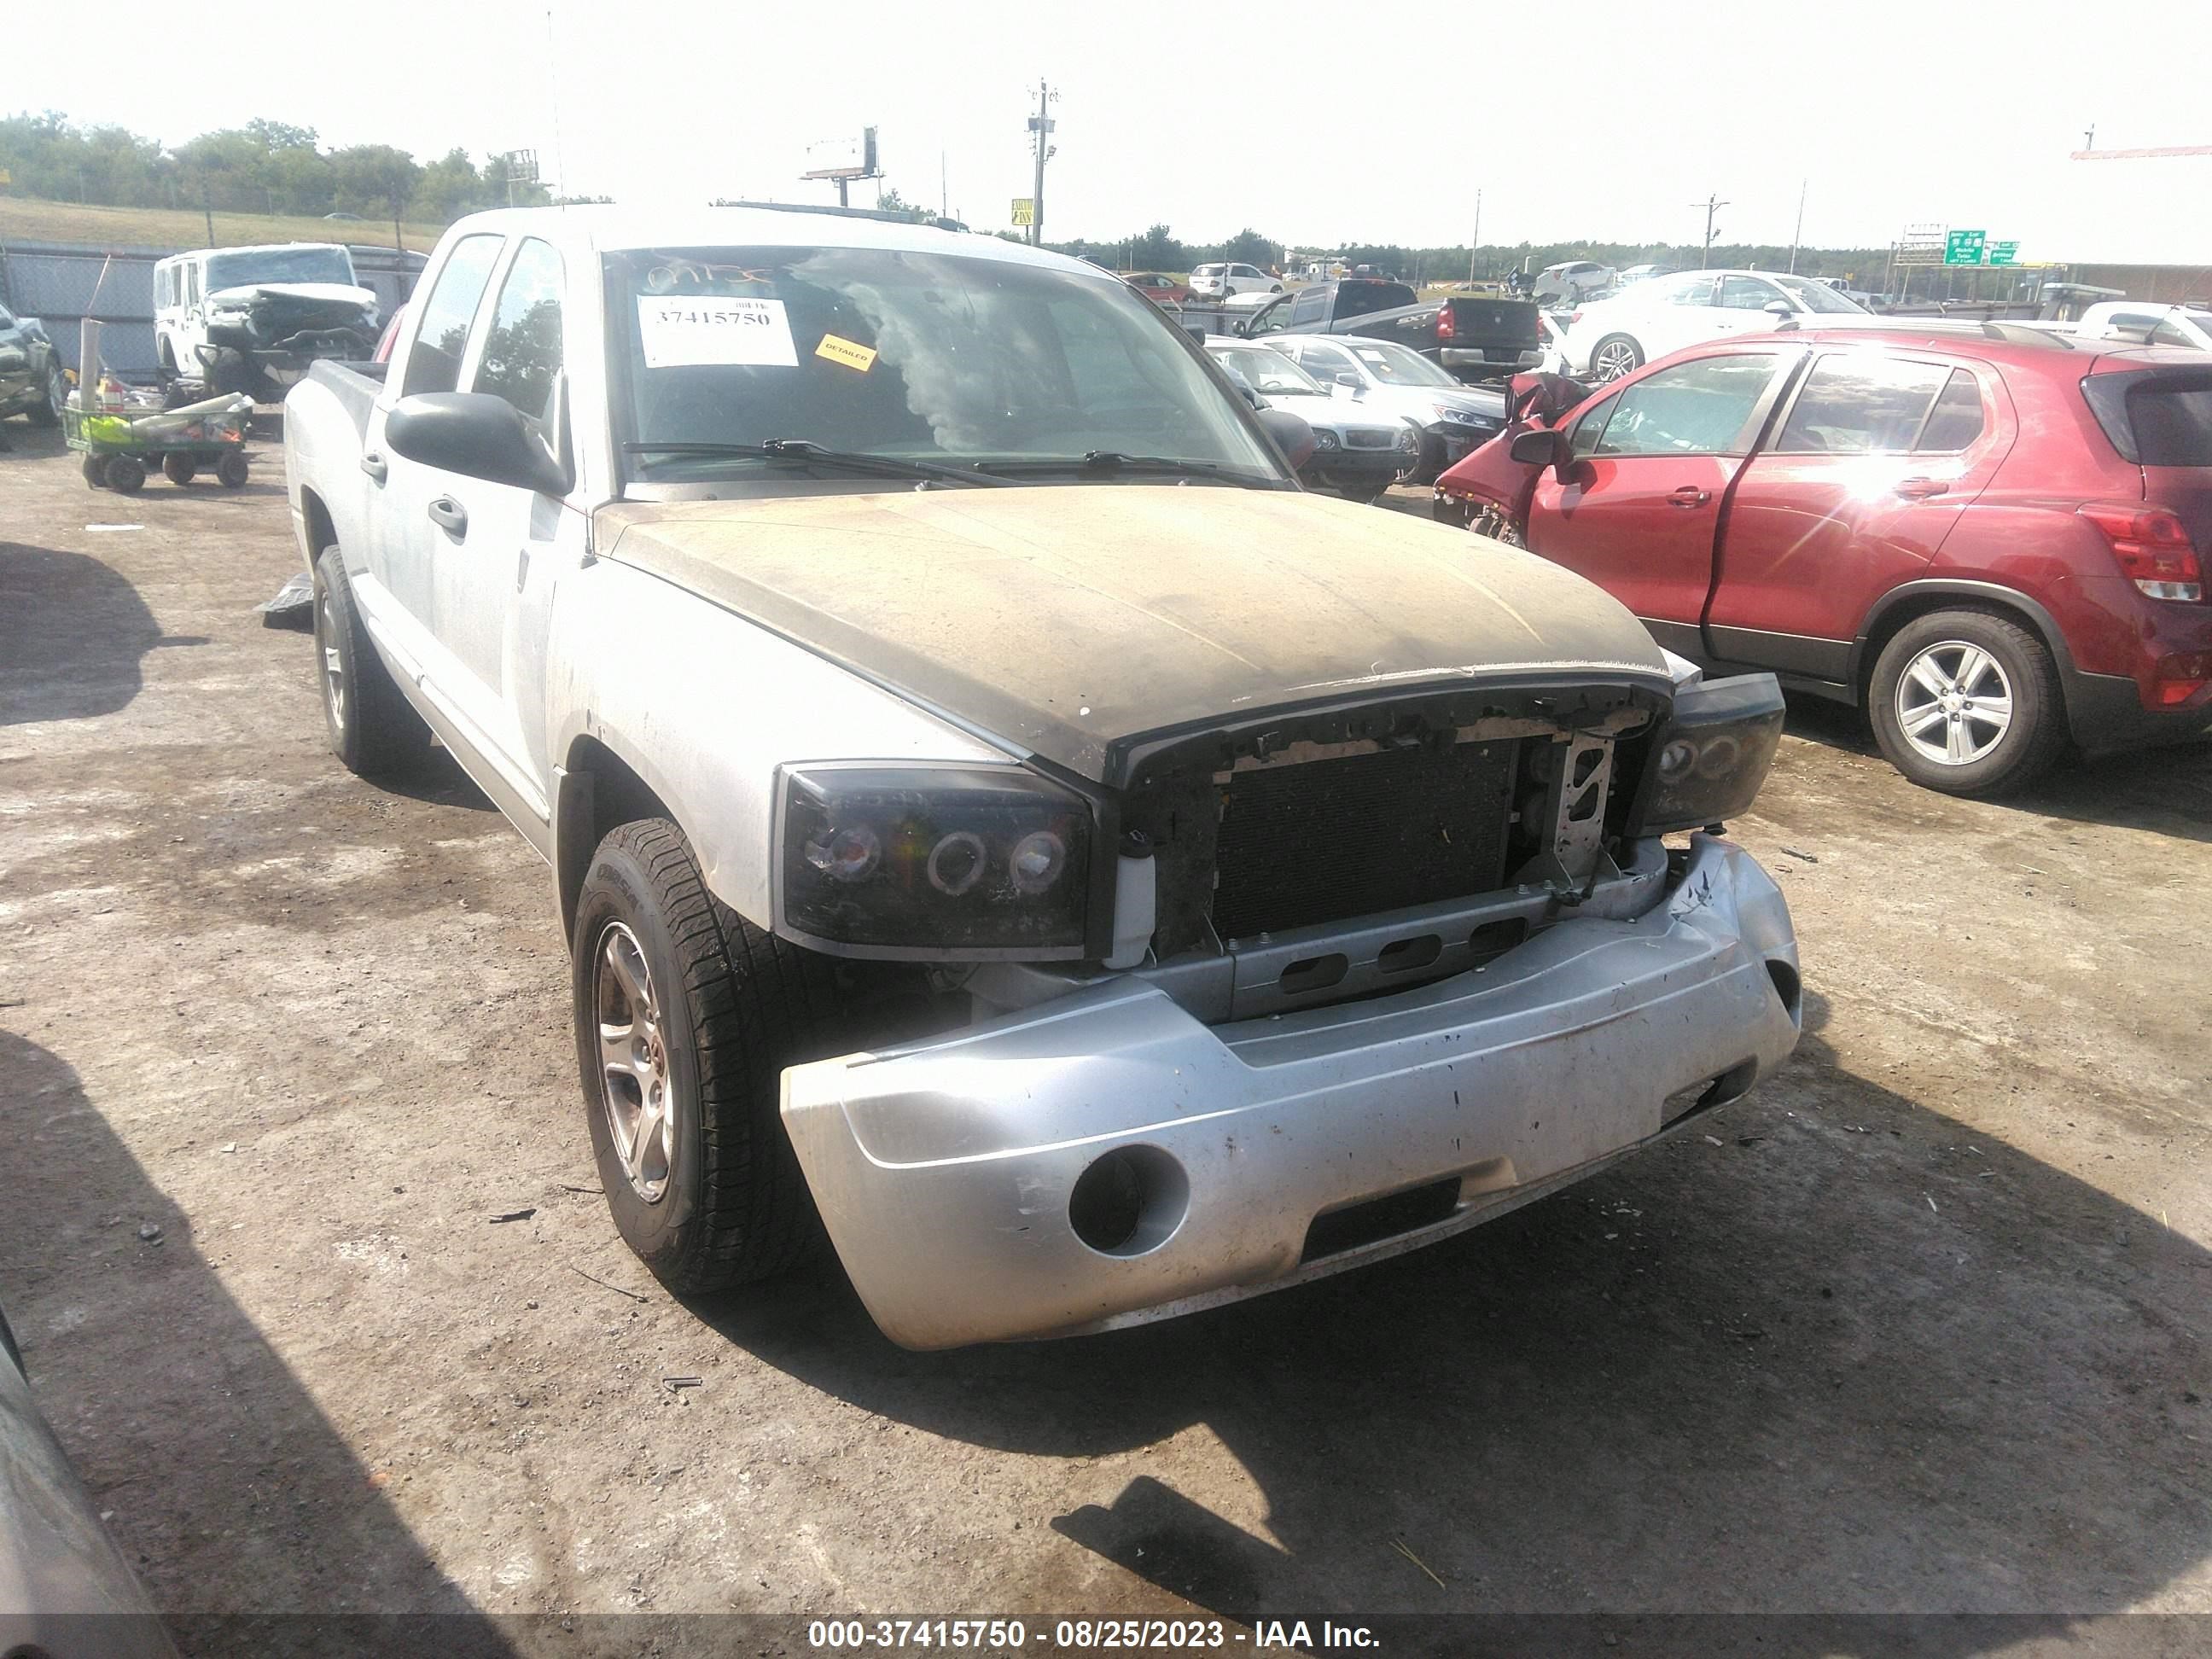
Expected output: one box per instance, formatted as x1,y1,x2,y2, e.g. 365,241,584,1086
978,451,1278,486
621,439,1007,488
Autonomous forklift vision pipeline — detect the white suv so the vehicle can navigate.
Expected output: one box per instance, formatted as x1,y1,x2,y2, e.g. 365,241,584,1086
1190,262,1282,300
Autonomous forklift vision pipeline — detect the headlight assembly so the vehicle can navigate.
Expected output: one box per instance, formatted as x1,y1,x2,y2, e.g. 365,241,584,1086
1625,673,1786,836
779,765,1094,957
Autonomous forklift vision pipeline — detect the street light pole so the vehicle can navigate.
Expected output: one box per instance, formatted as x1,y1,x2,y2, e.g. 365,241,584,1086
1789,178,1806,273
1469,188,1481,282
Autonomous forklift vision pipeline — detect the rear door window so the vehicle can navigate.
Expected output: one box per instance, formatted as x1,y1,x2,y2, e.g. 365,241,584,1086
1590,354,1782,457
1775,355,1953,453
402,234,504,397
1916,370,1986,451
1289,287,1330,327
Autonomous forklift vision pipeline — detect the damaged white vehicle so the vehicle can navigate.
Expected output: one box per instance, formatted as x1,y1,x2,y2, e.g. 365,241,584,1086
154,242,379,403
283,206,1802,1350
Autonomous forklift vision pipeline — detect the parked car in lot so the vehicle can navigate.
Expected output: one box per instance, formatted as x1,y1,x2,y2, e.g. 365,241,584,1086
1237,278,1545,384
1201,335,1419,499
0,304,67,439
1125,271,1190,306
1434,329,2212,794
1262,335,1506,482
2034,300,2212,352
1614,263,1677,287
1533,260,1615,303
1190,261,1281,300
284,204,1801,1349
1553,269,1873,381
153,242,381,402
0,1302,178,1657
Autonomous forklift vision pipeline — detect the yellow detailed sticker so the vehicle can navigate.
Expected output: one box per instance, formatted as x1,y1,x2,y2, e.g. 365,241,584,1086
814,333,877,372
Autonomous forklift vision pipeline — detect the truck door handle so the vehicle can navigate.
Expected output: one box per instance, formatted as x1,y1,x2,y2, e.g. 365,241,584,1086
1894,477,1948,499
427,497,469,538
1667,486,1712,507
360,450,387,484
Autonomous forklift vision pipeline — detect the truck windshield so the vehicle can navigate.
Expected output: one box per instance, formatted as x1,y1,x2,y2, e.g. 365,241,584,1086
607,245,1282,486
203,247,357,289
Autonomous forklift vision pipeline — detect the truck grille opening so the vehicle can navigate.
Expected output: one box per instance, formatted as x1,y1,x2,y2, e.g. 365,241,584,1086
1301,1178,1464,1263
1210,741,1516,940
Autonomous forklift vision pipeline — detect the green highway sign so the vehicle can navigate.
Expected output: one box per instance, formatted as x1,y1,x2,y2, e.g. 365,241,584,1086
1944,229,1987,265
1985,241,2019,266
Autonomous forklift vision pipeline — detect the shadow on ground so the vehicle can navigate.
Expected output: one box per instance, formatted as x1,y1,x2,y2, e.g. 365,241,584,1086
1784,691,2212,843
0,1031,517,1658
0,544,199,726
695,990,2212,1645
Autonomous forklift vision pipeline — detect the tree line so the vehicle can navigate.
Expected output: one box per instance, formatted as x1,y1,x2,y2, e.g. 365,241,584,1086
0,112,562,225
1043,222,1893,287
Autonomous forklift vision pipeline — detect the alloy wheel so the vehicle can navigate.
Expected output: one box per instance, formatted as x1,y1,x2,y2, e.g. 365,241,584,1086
1894,640,2014,766
593,922,676,1202
316,591,347,735
1592,340,1640,381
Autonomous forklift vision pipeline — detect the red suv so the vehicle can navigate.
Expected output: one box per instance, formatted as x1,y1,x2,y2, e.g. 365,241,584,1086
1433,328,2212,795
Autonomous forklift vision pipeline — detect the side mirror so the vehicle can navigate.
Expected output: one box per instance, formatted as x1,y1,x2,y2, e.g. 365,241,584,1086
386,391,572,495
1762,299,1795,317
1256,407,1316,472
1509,425,1572,479
1335,374,1361,392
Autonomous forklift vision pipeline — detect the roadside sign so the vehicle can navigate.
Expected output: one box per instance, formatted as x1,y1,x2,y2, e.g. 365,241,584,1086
1010,198,1035,226
1985,241,2019,266
1944,230,1987,265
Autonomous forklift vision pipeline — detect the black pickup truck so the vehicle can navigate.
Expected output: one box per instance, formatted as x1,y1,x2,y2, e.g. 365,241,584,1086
1238,279,1541,384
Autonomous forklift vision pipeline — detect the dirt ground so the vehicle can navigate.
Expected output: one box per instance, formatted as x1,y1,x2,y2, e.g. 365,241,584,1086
2,422,2209,1648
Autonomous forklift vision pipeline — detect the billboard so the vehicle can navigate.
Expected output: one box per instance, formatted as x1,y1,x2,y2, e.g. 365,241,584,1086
802,128,879,182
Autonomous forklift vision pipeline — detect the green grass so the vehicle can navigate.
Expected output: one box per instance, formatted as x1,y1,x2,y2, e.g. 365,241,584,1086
0,194,443,253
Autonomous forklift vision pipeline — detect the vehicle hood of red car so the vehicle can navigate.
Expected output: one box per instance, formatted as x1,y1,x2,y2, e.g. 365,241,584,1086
599,484,1671,784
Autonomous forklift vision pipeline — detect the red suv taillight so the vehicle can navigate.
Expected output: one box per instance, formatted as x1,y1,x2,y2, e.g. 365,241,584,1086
2079,504,2203,601
1435,307,1455,341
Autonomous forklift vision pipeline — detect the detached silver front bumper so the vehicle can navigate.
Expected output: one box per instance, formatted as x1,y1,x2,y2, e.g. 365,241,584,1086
782,835,1800,1350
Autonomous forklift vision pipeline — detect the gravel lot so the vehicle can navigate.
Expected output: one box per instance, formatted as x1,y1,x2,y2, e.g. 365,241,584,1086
3,424,2209,1647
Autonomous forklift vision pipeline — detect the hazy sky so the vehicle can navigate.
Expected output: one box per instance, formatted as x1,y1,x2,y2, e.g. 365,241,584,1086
24,0,2212,262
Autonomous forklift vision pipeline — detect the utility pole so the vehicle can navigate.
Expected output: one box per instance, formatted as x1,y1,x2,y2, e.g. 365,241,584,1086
1691,193,1728,268
1788,178,1806,273
1026,80,1057,247
201,186,215,246
2082,122,2095,152
1469,188,1481,282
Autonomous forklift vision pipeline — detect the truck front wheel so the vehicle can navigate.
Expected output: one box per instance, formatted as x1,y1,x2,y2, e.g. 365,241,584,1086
571,819,858,1294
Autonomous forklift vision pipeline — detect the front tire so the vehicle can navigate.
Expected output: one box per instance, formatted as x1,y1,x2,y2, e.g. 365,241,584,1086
1868,608,2064,796
1589,335,1644,381
311,544,433,779
572,820,859,1293
104,455,146,494
26,361,63,427
162,454,197,486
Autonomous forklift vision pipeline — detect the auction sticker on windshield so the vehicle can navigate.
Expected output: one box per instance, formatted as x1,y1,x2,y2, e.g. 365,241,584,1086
637,294,798,368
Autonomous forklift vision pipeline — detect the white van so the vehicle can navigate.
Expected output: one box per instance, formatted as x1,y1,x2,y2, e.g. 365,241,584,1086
153,242,378,399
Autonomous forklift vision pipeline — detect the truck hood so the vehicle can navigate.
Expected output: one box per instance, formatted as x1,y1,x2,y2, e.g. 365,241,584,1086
208,281,375,312
598,486,1671,784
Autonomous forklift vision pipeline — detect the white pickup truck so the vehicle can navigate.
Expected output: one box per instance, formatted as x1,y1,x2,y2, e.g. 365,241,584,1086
282,205,1802,1350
